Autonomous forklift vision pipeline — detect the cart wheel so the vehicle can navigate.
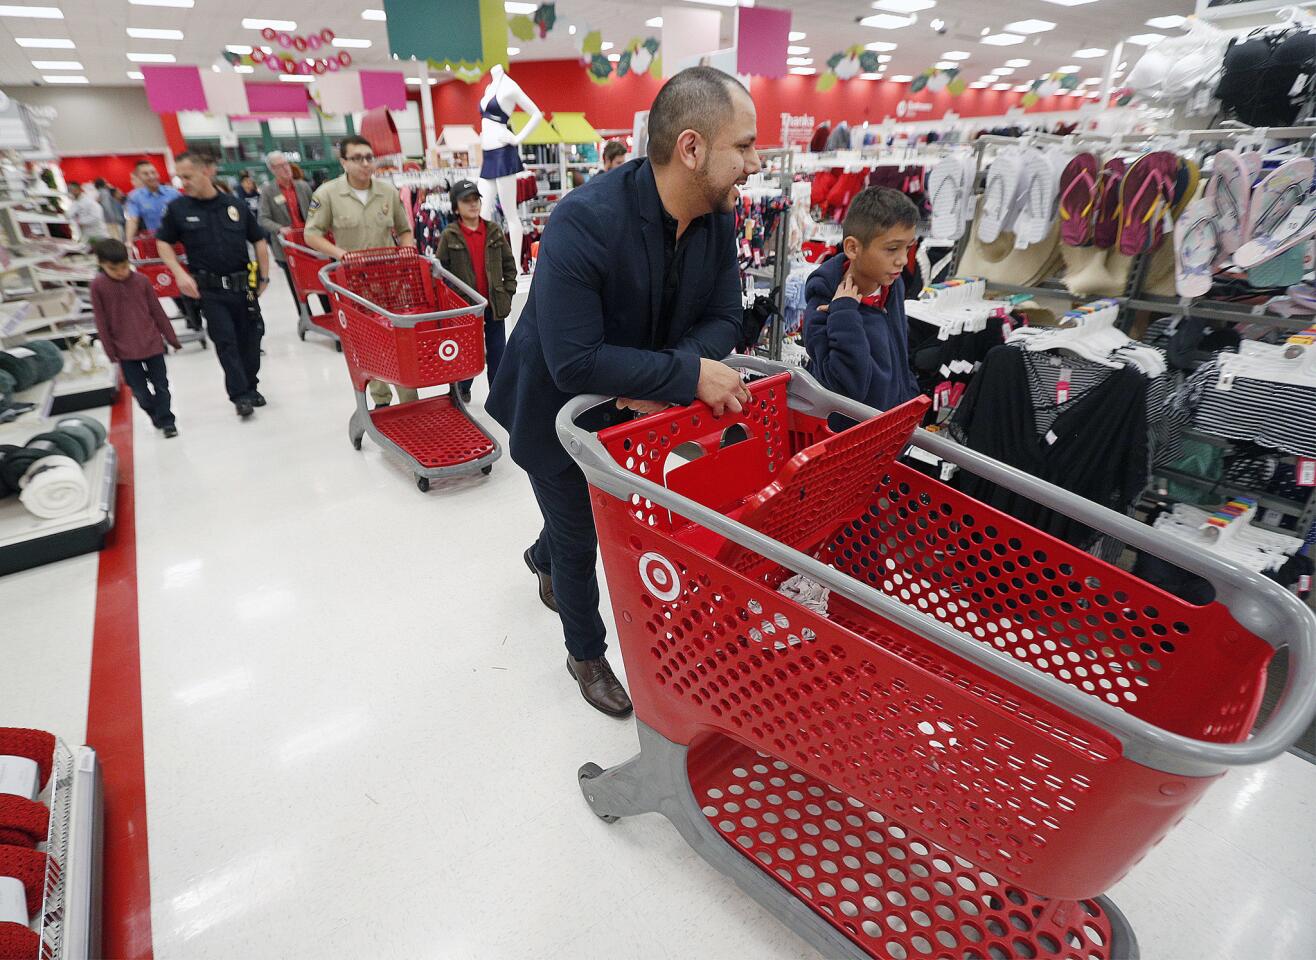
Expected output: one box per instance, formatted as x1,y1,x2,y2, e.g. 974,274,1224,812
201,338,208,350
335,340,343,353
352,436,362,451
481,464,493,476
416,476,430,493
578,763,618,823
298,329,306,341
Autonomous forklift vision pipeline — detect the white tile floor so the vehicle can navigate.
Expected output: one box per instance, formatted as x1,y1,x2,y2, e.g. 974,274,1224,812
1,279,1315,958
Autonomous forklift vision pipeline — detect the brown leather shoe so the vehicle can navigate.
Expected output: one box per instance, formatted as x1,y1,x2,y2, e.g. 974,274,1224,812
567,656,634,718
524,547,557,612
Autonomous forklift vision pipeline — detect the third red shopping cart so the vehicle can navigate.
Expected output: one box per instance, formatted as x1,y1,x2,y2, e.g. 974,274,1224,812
320,247,500,492
558,355,1316,960
280,227,339,351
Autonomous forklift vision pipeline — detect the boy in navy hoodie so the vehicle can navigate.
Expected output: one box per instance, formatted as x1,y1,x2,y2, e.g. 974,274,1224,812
803,187,920,409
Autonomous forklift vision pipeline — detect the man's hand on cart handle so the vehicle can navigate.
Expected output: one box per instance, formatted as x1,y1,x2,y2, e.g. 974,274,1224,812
616,398,669,415
697,358,752,417
174,272,200,300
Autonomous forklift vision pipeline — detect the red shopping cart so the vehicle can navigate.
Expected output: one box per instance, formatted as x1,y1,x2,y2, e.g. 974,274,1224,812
281,227,340,351
320,247,501,491
560,356,1316,959
129,236,207,350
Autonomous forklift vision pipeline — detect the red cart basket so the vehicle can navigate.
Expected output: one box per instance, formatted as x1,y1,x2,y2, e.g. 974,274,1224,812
129,236,207,350
559,356,1316,959
320,247,501,491
281,227,340,350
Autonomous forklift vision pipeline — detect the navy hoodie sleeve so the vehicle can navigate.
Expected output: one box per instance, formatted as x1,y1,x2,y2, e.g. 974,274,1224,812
803,272,875,404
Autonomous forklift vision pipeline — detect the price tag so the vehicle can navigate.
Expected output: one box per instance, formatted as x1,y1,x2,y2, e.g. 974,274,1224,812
939,461,957,482
1045,430,1059,446
1056,366,1072,404
1263,508,1286,527
1297,457,1316,487
1300,575,1312,595
1217,369,1235,391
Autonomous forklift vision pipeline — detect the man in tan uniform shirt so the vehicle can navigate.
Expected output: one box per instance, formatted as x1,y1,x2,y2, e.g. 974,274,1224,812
305,134,418,407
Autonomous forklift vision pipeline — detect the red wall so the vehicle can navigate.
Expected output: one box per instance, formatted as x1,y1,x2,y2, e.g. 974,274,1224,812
59,154,169,193
432,59,1092,140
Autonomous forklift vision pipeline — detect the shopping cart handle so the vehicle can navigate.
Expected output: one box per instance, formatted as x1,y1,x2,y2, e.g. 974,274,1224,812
557,360,1316,778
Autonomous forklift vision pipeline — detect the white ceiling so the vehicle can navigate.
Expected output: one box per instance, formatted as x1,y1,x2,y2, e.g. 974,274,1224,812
0,0,1196,92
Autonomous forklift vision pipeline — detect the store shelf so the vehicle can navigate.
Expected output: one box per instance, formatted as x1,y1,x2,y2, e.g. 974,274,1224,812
0,254,50,276
51,363,119,415
1126,295,1316,332
1152,465,1311,515
0,441,116,576
33,739,102,960
3,377,57,422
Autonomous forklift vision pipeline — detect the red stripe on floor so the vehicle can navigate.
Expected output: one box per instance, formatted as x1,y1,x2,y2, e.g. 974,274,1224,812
85,388,154,959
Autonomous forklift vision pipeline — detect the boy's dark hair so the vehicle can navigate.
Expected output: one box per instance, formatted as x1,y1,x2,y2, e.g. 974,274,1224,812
93,238,129,264
647,66,748,165
133,159,155,170
94,178,107,189
842,187,920,246
602,140,626,163
339,134,373,159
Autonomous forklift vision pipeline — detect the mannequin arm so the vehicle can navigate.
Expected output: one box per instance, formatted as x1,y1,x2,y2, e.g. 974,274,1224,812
509,81,544,147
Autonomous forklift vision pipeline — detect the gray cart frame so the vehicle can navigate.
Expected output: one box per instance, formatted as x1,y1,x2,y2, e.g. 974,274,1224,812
556,356,1316,957
320,257,502,491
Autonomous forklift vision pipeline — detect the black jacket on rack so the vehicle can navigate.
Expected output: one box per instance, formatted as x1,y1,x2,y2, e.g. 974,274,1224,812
951,346,1150,547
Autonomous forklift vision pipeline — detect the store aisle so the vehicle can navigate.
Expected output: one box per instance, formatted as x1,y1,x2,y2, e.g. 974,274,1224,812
0,287,1313,959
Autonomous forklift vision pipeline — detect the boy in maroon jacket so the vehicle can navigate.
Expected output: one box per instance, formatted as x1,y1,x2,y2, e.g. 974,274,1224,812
90,239,182,437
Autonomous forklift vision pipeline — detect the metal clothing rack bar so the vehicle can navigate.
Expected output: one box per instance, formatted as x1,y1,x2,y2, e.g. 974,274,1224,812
744,148,794,361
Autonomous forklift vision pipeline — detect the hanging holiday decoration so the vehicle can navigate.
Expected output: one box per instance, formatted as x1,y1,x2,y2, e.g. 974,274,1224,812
909,65,966,96
614,37,661,80
237,27,349,76
815,45,884,92
1019,71,1081,108
508,3,556,42
573,25,659,85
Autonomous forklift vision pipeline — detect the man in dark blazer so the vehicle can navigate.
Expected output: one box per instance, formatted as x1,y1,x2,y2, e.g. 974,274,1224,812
487,66,759,718
257,151,322,316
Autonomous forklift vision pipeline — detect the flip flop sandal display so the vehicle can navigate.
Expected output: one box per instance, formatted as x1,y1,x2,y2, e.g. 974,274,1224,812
1206,150,1251,257
1118,152,1178,255
1058,153,1100,247
927,156,966,243
1235,196,1316,268
1171,157,1202,218
1243,157,1315,247
1013,150,1058,249
1174,198,1220,298
1092,157,1127,250
977,148,1025,244
1248,243,1308,288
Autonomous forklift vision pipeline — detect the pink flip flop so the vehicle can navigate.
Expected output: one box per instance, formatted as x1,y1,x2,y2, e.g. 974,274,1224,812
1092,157,1126,250
1206,150,1250,258
1058,152,1099,247
1118,151,1177,255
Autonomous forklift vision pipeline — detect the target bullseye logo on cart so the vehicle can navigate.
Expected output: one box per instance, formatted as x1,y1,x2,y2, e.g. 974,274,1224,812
338,309,348,330
639,551,681,602
156,273,171,288
437,339,460,362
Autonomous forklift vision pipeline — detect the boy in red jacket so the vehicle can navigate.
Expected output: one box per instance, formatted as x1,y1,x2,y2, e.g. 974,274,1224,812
90,239,182,437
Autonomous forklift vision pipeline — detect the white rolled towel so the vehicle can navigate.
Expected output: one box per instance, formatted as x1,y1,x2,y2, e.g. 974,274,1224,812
18,454,89,519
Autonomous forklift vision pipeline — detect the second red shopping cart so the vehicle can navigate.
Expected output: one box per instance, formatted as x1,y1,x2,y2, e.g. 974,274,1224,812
280,227,340,350
320,247,501,491
129,236,206,350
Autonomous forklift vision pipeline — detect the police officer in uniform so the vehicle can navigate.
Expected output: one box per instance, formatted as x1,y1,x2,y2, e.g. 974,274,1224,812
156,151,272,419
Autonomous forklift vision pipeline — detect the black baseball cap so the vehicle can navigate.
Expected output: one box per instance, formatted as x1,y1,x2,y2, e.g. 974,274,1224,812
451,179,480,202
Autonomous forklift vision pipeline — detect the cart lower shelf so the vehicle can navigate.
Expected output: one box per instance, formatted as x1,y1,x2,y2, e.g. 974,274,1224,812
369,394,497,469
580,722,1136,960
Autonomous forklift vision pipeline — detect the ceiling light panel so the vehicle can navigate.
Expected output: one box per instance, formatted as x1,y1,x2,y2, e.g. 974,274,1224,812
126,28,183,39
889,74,913,82
789,32,806,41
787,45,810,54
332,38,371,48
1041,0,1099,5
0,5,63,18
1125,34,1164,46
127,52,176,62
1003,20,1055,34
1005,59,1031,67
1073,48,1107,58
980,34,1025,46
14,36,72,47
942,51,970,60
30,59,80,68
871,0,936,11
241,19,295,30
789,66,816,75
361,8,386,20
865,41,898,52
130,0,194,6
786,57,812,65
1146,15,1186,29
504,1,536,12
126,70,144,79
860,14,916,30
992,82,1011,90
934,61,957,69
42,75,87,83
1057,64,1080,73
646,17,662,28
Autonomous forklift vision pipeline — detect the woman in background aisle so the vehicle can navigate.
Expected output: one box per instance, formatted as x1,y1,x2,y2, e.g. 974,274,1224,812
69,182,108,241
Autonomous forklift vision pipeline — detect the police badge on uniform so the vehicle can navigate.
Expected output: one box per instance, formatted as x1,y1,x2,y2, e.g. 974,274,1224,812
228,205,240,221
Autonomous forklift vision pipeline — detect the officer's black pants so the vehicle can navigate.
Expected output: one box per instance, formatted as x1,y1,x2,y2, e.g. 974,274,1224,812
527,464,608,662
119,353,174,428
198,289,262,402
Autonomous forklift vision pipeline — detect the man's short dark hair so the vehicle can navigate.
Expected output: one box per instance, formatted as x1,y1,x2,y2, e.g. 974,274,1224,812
94,178,107,189
842,187,920,246
339,135,372,159
134,159,155,169
602,140,626,163
175,149,216,167
646,66,748,165
93,238,129,264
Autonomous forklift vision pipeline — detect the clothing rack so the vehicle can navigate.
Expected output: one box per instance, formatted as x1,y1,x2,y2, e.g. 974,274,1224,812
743,149,794,361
